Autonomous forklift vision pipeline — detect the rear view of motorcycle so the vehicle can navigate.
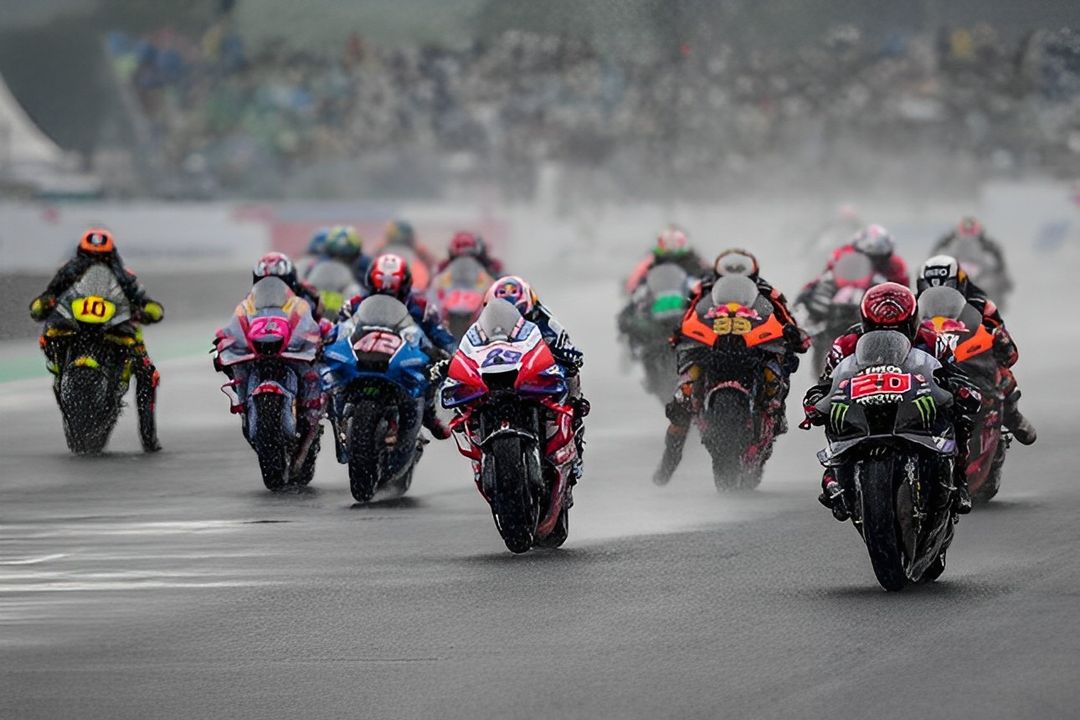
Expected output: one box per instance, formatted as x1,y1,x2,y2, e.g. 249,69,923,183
303,258,360,316
917,286,1009,504
45,265,142,453
442,300,577,553
801,252,882,374
618,263,690,403
213,277,325,491
321,295,436,503
428,255,495,342
812,331,961,590
674,276,790,490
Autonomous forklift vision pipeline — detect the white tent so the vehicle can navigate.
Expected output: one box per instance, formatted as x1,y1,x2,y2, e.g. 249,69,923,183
0,72,65,169
0,72,101,196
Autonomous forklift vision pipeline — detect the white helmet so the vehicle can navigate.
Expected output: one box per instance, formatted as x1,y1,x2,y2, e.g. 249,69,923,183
917,254,964,294
853,224,895,259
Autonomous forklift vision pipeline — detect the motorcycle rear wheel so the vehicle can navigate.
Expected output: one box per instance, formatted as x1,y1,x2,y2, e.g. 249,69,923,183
253,394,290,492
973,436,1007,505
857,457,908,592
488,435,538,553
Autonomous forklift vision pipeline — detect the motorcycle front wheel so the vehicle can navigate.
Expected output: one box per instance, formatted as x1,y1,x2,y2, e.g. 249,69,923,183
60,364,119,455
253,393,290,491
857,456,907,591
487,435,540,553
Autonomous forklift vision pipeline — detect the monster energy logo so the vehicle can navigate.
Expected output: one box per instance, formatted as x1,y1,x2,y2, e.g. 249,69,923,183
830,402,850,433
914,395,936,426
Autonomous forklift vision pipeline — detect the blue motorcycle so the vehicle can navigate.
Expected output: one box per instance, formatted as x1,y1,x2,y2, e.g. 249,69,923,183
322,295,435,502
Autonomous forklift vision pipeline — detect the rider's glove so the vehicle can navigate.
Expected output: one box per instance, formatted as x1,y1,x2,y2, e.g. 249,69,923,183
140,299,165,323
30,294,56,321
428,358,451,384
555,347,584,375
802,384,829,426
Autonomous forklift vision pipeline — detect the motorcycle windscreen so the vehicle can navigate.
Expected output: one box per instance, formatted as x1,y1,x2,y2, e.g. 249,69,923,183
709,275,759,309
854,330,912,368
251,277,293,310
353,295,415,333
475,299,524,342
305,260,355,294
949,235,990,279
645,264,689,319
832,252,874,284
60,264,131,325
917,286,967,323
447,256,491,290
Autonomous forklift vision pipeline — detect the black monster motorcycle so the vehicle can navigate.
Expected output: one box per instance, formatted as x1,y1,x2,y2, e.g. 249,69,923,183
813,330,962,591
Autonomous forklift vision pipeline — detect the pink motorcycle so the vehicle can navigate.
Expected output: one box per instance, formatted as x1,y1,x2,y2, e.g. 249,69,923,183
213,277,325,491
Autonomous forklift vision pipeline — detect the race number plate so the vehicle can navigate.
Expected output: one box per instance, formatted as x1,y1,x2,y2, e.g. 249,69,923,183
711,316,752,335
72,296,117,324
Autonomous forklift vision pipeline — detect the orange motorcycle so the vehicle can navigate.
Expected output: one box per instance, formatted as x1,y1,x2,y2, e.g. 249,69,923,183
675,276,790,490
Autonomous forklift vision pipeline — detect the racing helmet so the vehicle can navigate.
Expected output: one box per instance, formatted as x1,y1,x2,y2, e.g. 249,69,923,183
852,224,895,259
252,252,297,285
325,225,363,261
917,254,968,295
307,227,330,256
713,248,760,280
367,253,412,300
448,231,484,259
78,228,116,257
384,219,417,248
654,225,690,258
484,275,537,315
954,216,985,239
860,282,918,339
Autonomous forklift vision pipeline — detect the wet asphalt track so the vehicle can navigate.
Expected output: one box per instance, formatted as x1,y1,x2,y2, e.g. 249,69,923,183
2,277,1079,720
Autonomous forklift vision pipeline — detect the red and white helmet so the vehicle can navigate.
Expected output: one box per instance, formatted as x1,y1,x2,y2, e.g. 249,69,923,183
252,252,296,283
860,282,918,339
448,231,484,259
955,216,985,239
367,253,412,299
654,225,690,258
484,275,536,315
853,224,895,259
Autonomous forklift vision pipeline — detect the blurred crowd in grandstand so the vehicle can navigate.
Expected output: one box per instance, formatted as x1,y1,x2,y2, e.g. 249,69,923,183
107,15,1080,200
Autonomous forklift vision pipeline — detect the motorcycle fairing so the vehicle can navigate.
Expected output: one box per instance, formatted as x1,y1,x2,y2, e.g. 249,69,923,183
55,265,132,328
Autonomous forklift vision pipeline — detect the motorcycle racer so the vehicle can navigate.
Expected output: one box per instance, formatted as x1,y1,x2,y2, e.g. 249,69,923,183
930,217,1013,298
917,254,1035,445
435,231,505,278
295,227,330,279
30,228,164,452
624,224,711,295
475,276,589,482
213,270,327,442
338,253,456,438
252,252,325,321
801,282,982,516
369,219,438,273
796,224,910,320
653,250,806,485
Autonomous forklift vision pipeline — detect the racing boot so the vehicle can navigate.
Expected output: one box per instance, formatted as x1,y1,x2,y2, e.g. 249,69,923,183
653,427,686,486
1002,389,1036,445
953,474,972,515
423,404,451,440
134,356,161,453
654,414,689,487
818,469,849,521
570,395,590,485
